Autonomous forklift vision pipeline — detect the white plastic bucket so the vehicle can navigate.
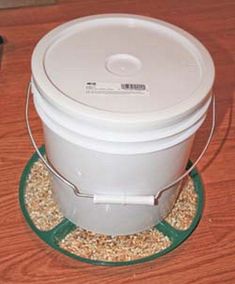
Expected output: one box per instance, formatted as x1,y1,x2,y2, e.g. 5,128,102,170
29,14,215,235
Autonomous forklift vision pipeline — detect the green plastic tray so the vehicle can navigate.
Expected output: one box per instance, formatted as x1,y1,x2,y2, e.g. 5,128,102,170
19,146,204,266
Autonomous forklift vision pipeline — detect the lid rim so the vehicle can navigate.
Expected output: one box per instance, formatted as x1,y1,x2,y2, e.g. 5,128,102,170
31,14,215,125
32,77,213,126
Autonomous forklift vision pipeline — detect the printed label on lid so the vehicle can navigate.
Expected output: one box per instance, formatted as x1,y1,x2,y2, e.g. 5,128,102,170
85,82,149,96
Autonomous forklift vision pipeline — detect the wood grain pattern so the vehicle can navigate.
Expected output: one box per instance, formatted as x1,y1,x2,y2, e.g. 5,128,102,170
0,1,235,283
0,0,56,10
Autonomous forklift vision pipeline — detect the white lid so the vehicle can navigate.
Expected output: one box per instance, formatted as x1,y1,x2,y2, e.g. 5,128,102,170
32,14,214,124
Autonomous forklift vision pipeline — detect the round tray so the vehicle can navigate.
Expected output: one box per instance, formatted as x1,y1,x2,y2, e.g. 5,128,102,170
19,146,204,266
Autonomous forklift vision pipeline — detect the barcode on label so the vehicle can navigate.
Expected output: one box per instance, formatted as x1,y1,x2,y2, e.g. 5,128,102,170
85,82,149,96
121,84,146,91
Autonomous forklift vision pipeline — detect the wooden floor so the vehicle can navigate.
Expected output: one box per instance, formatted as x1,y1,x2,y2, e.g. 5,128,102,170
0,1,235,283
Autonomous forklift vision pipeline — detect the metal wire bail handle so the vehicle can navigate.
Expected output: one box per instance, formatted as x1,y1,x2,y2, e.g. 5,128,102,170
26,82,216,206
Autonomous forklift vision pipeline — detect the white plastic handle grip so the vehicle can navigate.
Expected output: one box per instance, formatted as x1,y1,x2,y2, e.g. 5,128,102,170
94,194,156,205
26,82,215,206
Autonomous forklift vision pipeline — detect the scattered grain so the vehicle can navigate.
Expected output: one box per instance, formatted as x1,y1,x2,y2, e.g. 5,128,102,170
165,177,197,230
25,158,198,261
60,228,171,262
25,158,63,231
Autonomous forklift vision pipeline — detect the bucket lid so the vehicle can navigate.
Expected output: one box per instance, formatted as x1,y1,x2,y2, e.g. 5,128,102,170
32,14,214,125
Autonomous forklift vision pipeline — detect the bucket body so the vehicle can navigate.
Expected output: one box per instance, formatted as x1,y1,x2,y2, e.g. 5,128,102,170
31,14,215,235
43,123,194,235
